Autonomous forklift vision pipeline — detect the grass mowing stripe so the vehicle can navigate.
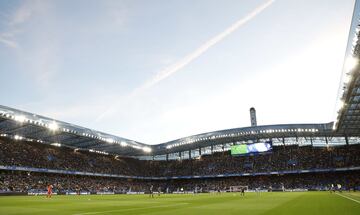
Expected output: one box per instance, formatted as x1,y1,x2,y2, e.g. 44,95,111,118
335,193,360,204
348,193,360,198
1,192,359,215
72,203,189,215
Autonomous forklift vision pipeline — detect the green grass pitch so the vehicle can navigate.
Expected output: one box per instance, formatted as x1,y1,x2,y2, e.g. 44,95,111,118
0,192,359,215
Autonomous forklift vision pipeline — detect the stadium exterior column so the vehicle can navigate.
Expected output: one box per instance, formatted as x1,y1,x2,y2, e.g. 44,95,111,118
345,136,349,145
199,147,201,155
166,154,169,161
211,145,213,154
325,136,328,145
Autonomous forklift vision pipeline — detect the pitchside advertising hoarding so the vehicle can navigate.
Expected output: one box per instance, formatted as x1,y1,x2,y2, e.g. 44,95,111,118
231,141,272,155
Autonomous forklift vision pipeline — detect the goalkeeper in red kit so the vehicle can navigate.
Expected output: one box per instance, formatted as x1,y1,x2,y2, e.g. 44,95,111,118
47,184,53,198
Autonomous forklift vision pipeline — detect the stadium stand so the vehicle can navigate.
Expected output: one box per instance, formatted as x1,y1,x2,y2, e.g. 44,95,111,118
143,145,360,177
0,138,144,176
1,170,359,194
0,136,359,194
1,137,359,177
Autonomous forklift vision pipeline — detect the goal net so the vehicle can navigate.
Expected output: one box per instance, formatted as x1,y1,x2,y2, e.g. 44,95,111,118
229,186,248,192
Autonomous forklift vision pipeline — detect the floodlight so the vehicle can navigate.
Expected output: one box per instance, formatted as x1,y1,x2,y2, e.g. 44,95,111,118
14,135,22,140
14,115,26,123
133,145,141,150
48,122,59,131
106,138,114,144
343,74,352,84
337,100,345,111
332,122,338,131
51,143,61,147
142,147,152,153
345,56,358,73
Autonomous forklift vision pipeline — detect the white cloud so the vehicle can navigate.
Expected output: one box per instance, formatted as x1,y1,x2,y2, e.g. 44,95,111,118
0,0,40,48
0,35,18,49
41,104,106,122
135,29,346,144
96,0,275,121
2,1,61,86
106,0,129,27
8,0,35,25
132,0,275,95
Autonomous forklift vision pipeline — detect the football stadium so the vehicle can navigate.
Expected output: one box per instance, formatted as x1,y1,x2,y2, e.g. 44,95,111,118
1,0,360,215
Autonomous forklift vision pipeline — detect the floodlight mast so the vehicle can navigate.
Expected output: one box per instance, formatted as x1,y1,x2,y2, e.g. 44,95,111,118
250,107,257,127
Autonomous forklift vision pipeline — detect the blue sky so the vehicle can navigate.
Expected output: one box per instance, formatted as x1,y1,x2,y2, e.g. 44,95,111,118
0,0,355,144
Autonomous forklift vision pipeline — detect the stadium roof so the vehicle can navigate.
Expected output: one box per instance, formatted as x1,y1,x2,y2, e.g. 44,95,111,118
334,1,360,134
0,104,340,156
155,123,335,154
0,105,150,156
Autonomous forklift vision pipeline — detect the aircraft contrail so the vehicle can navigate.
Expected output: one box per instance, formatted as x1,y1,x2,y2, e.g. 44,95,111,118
132,0,275,95
96,0,275,121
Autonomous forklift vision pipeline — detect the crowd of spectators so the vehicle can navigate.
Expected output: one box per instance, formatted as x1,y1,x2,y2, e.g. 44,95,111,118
1,137,359,194
144,144,360,176
0,138,145,176
1,138,360,178
0,171,144,194
1,171,359,193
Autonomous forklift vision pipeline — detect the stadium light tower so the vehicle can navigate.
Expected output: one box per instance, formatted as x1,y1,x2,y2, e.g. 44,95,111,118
250,107,257,127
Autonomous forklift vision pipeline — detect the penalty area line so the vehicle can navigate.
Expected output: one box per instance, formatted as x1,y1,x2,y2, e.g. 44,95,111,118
335,193,360,204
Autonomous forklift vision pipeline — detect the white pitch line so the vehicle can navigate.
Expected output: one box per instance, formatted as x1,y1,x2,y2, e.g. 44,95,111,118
72,202,189,215
335,193,360,204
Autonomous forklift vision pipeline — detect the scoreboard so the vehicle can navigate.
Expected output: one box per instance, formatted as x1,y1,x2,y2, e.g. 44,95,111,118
231,141,272,155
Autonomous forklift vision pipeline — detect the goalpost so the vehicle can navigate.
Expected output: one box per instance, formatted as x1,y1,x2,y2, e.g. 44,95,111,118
229,186,248,192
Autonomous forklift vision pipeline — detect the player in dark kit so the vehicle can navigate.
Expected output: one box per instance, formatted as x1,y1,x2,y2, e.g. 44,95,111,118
158,186,161,196
241,187,245,196
149,185,154,198
76,185,80,195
